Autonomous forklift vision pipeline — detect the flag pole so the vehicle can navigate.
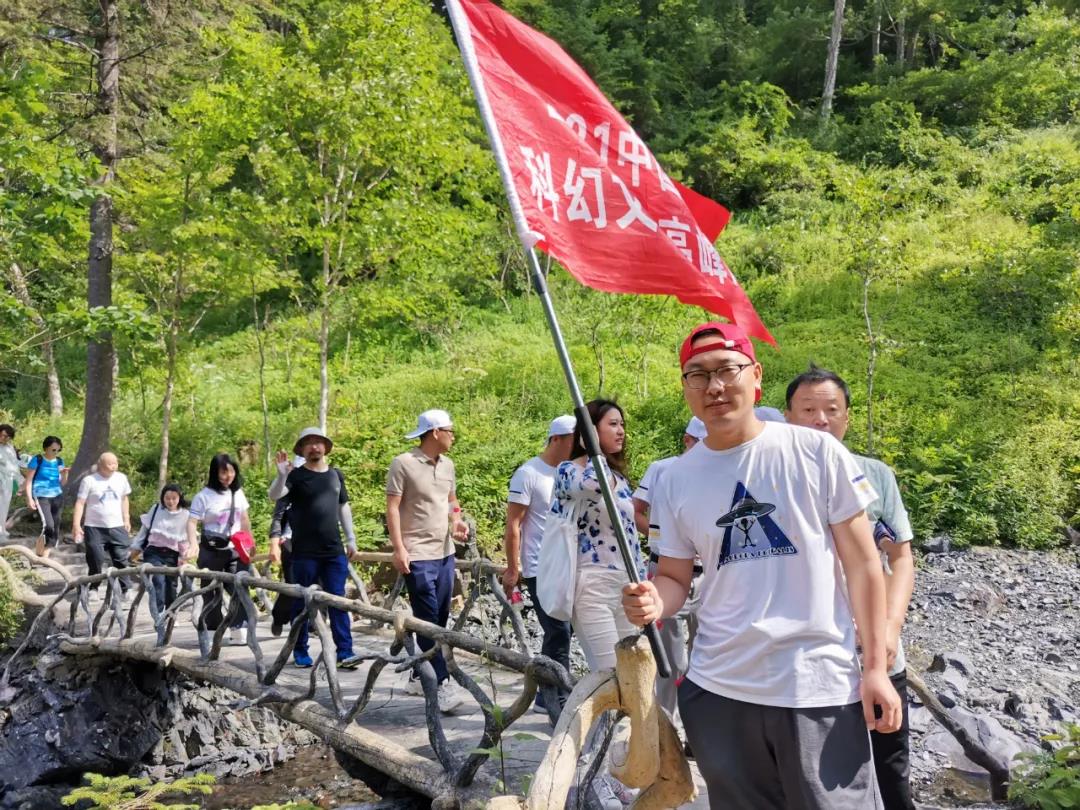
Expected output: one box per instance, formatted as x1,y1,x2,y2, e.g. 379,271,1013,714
445,0,671,678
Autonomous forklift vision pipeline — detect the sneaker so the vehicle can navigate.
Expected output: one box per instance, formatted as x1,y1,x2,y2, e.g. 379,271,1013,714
437,680,470,715
229,628,246,645
270,619,284,637
591,775,624,810
293,651,313,668
532,691,548,714
404,677,426,697
337,653,362,670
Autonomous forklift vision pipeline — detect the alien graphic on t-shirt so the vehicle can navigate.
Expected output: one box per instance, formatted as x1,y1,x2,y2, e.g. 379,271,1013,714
714,482,798,567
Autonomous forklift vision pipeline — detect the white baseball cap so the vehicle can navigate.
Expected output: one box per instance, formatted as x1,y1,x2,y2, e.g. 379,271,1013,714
685,417,708,440
406,408,453,439
755,406,786,423
547,414,576,439
294,426,333,455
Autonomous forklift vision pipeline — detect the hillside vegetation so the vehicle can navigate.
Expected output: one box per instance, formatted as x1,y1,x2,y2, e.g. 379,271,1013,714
1,0,1077,555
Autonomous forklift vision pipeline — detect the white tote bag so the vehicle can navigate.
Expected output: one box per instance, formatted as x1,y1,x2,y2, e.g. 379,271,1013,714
536,500,579,622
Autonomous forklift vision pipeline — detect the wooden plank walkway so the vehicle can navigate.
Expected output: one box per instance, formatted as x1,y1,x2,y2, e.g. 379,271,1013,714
2,536,708,808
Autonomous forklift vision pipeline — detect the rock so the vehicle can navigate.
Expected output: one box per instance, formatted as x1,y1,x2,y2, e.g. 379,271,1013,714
922,706,1029,775
924,534,953,553
929,652,976,677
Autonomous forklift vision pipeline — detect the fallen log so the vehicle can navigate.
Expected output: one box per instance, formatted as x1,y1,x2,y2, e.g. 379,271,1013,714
907,667,1011,800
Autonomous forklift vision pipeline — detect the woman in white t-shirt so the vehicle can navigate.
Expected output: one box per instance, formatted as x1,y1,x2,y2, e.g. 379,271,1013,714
136,483,191,615
187,453,252,644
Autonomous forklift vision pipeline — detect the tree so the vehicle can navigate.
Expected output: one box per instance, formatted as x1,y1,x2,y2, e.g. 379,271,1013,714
820,0,846,123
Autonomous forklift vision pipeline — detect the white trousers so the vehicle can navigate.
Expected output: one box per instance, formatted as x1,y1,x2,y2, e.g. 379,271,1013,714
571,567,638,672
0,477,13,538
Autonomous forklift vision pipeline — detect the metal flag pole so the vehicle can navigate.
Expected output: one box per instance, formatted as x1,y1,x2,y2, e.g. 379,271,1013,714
445,0,671,678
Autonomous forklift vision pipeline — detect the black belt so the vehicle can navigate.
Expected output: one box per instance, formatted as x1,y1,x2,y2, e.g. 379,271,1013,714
649,551,703,575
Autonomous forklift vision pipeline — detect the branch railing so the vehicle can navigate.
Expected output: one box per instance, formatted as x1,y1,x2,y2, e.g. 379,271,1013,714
0,543,572,804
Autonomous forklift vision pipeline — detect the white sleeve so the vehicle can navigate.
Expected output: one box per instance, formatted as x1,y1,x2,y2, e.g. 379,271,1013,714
507,465,531,506
76,476,92,500
825,437,878,525
877,466,914,543
235,489,250,513
188,491,208,521
651,473,695,560
632,461,659,503
121,474,132,496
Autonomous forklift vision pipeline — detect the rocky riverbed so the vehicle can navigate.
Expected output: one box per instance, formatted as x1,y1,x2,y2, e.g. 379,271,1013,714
458,544,1080,808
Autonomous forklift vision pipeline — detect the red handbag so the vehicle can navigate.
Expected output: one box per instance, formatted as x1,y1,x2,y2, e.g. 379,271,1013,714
230,530,256,565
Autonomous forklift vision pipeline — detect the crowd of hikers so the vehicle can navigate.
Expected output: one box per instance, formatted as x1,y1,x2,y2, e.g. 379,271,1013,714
0,321,917,810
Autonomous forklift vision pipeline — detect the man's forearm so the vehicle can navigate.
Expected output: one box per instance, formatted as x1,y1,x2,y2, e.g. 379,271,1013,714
503,527,521,572
339,503,357,552
885,551,915,631
847,556,890,672
386,509,405,553
72,501,84,530
653,574,691,619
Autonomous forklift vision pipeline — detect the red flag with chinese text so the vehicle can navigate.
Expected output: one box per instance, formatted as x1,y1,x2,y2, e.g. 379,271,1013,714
453,0,774,344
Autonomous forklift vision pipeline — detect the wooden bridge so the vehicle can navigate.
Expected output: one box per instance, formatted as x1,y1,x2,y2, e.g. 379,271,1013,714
0,538,707,809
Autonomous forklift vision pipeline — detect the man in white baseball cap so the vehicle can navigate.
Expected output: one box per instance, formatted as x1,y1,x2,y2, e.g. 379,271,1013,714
502,414,576,719
631,416,708,728
387,409,470,714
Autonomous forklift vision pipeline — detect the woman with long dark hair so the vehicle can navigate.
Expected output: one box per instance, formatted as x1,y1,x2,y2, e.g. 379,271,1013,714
549,399,645,808
24,436,68,557
186,453,252,644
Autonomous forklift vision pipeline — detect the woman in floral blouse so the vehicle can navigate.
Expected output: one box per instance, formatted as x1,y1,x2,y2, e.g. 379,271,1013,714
551,399,645,671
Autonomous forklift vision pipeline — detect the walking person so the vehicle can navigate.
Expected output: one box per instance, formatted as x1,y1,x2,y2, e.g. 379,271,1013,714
501,414,576,716
387,408,471,714
187,453,252,645
268,427,362,670
72,452,133,595
268,450,304,636
622,322,900,810
551,399,644,808
785,365,917,810
0,425,20,541
24,436,68,557
631,416,707,727
135,484,191,616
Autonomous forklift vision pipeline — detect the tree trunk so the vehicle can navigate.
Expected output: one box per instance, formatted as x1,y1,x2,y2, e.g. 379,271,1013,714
895,16,906,67
253,282,272,475
819,0,846,123
318,238,331,433
71,0,120,487
871,4,882,64
158,316,178,492
7,261,63,416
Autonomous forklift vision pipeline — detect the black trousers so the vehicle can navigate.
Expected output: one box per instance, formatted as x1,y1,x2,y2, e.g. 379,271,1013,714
523,576,573,697
871,670,915,810
271,546,295,626
36,495,64,547
197,545,247,631
84,526,130,592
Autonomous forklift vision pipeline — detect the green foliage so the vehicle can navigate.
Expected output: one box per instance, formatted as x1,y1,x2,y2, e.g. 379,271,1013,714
61,773,215,809
0,556,27,644
1010,724,1080,809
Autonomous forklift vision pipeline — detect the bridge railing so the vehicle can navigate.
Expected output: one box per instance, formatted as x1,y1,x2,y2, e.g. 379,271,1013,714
0,545,576,799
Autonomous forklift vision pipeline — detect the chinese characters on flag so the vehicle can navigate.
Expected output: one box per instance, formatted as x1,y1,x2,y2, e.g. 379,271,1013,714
452,0,774,344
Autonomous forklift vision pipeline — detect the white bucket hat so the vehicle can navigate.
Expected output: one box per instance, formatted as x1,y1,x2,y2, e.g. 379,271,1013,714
294,426,333,455
406,409,453,439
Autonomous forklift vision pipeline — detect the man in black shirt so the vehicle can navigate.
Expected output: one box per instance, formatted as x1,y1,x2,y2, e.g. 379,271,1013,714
270,427,361,669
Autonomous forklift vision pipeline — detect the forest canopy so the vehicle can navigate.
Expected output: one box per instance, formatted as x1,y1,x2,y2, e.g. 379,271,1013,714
1,0,1077,553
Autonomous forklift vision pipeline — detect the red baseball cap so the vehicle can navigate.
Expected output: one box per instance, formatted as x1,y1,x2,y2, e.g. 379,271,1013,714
679,322,757,367
679,322,762,402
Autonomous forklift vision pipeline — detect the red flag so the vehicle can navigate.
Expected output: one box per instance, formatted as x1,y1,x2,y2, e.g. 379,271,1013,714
450,0,775,345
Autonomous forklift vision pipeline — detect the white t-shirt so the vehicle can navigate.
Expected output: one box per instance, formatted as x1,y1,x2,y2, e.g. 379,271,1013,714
189,487,249,537
77,472,132,528
652,422,877,708
507,457,557,578
631,456,677,506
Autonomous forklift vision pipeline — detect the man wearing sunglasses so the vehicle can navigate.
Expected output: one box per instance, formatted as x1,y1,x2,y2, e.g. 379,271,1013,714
387,408,471,714
622,322,900,809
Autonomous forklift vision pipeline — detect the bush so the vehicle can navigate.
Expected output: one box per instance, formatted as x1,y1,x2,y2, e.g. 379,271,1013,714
1009,724,1080,809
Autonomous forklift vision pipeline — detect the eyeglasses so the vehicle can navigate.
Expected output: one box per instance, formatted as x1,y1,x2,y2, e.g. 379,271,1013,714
681,363,753,390
438,427,455,435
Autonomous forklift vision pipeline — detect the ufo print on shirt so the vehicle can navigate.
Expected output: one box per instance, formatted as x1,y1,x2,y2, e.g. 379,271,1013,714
715,482,798,567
